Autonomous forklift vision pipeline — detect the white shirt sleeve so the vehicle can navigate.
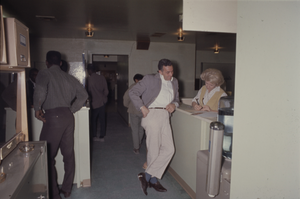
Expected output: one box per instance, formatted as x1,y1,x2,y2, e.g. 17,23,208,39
192,87,203,103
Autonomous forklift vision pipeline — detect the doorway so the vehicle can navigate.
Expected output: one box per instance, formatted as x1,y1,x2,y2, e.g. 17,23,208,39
92,54,129,124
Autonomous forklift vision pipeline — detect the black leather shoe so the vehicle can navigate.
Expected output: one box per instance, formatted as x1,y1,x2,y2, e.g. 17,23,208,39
59,189,71,198
149,181,167,192
138,172,148,195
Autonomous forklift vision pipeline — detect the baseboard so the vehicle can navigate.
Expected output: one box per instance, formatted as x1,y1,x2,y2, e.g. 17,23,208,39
81,179,91,187
168,167,196,199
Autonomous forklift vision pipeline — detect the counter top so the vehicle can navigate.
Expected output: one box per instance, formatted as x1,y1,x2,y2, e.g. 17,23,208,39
0,141,48,199
176,103,217,123
80,106,90,110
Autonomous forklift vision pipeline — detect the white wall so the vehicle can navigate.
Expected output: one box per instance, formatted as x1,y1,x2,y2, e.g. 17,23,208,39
184,0,300,198
30,38,195,98
183,0,237,33
232,2,300,198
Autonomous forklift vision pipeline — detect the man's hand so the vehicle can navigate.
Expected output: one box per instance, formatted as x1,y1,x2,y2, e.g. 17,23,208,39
166,103,176,113
140,106,150,118
35,110,46,123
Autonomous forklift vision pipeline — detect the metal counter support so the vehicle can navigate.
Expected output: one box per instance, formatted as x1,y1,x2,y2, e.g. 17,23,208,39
207,122,224,197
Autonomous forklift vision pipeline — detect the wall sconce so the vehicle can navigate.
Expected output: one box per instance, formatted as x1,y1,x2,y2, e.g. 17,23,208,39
178,14,184,41
104,55,109,58
214,43,220,54
85,24,94,37
178,28,184,41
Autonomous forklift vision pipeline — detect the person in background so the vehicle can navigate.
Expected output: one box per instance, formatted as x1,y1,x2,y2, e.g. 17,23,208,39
123,73,144,154
86,64,109,142
192,68,227,112
60,60,69,73
26,68,39,107
34,51,88,199
129,59,179,195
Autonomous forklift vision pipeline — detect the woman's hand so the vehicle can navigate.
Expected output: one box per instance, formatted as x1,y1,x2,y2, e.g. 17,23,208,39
192,102,203,111
201,105,211,112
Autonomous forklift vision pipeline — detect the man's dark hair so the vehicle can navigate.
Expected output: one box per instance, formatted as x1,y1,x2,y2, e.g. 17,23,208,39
87,64,96,72
133,74,143,81
158,59,172,71
60,60,69,72
46,51,61,66
29,68,39,78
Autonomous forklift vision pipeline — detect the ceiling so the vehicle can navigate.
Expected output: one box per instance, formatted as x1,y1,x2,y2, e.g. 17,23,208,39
1,0,236,52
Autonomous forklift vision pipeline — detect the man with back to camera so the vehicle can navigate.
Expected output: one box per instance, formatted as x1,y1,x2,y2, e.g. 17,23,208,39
34,51,88,199
123,73,144,154
129,59,179,195
86,64,109,142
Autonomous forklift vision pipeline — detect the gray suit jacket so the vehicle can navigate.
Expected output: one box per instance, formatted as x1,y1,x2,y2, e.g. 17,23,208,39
123,83,143,117
129,73,179,111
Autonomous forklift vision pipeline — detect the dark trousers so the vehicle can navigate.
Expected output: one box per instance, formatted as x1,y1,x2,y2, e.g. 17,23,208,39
91,104,106,138
40,107,75,199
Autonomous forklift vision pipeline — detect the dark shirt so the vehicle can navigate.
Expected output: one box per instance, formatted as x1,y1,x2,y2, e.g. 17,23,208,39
86,73,109,109
34,65,88,113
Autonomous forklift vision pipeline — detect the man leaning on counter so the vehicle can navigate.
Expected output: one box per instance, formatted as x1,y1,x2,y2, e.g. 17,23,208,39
129,58,179,196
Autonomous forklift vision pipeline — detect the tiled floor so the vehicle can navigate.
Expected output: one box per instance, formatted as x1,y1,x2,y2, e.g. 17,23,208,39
64,102,192,199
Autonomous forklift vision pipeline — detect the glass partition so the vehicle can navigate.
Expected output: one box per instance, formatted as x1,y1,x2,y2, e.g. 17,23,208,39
194,32,236,95
0,71,17,148
0,68,27,164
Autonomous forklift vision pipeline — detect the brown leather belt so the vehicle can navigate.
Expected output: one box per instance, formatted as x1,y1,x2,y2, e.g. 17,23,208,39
148,107,166,109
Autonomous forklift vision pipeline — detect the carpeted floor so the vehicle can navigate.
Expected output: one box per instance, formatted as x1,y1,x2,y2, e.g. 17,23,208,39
64,102,192,199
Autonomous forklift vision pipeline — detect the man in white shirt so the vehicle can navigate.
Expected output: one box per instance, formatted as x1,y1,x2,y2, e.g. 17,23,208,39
129,59,179,195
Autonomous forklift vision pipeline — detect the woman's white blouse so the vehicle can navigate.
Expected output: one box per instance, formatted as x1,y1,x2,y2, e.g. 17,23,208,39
192,86,227,105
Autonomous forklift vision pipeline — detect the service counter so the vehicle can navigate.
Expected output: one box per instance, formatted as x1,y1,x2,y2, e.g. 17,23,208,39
168,102,217,199
30,107,91,188
5,107,91,188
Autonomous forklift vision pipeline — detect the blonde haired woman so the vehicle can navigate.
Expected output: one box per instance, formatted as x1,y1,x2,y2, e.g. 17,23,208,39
192,68,227,112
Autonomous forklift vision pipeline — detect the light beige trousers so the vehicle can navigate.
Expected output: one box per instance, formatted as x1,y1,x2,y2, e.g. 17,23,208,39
141,109,175,179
